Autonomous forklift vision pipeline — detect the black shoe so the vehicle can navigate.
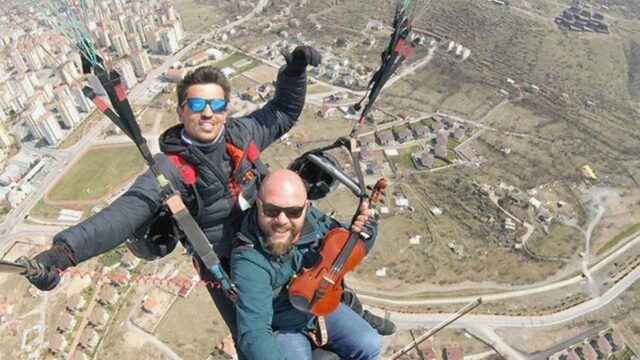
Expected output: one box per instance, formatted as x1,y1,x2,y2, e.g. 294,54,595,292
363,310,397,336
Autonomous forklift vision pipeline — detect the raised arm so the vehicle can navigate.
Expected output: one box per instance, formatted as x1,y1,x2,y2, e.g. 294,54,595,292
234,46,321,151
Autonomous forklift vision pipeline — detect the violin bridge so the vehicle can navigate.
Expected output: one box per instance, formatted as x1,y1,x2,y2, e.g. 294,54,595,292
322,276,335,285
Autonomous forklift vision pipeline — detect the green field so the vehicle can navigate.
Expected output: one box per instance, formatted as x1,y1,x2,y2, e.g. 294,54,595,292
527,222,583,260
214,53,250,71
48,145,145,202
596,223,640,256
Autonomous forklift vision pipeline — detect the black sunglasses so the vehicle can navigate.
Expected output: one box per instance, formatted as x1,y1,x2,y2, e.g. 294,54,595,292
259,199,307,219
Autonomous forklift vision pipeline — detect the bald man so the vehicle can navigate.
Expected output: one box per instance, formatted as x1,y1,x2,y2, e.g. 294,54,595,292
231,169,383,360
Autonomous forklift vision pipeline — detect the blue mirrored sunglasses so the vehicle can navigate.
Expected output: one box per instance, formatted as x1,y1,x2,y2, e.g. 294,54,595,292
184,98,228,113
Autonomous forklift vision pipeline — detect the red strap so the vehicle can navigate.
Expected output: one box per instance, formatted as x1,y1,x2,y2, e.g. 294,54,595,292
245,141,261,162
114,83,127,102
226,142,244,174
167,153,197,185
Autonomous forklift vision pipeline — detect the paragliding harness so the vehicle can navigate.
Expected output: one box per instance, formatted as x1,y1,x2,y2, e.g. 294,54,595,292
127,137,269,263
81,65,242,300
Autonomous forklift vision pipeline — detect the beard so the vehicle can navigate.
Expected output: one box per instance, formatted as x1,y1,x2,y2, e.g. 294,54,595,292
264,227,298,256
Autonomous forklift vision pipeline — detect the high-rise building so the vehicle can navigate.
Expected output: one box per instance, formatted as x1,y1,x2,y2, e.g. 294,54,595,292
135,20,147,45
110,30,130,57
22,103,46,139
123,17,137,35
15,75,35,98
159,28,179,55
24,92,46,111
10,51,27,73
72,84,94,112
130,50,152,77
144,25,161,53
69,52,84,76
166,4,177,21
25,71,41,89
114,60,137,90
37,112,64,145
54,85,73,101
55,98,81,128
115,13,127,32
60,61,81,86
24,47,44,71
0,122,13,148
127,33,143,51
164,20,184,41
95,23,111,49
40,83,55,103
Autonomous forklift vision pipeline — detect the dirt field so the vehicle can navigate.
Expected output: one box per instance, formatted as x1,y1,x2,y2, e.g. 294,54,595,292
172,0,235,34
241,64,278,85
591,188,640,256
155,285,229,360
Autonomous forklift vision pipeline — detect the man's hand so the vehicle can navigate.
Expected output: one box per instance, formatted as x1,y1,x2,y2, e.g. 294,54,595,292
16,244,74,291
351,202,378,240
282,46,322,76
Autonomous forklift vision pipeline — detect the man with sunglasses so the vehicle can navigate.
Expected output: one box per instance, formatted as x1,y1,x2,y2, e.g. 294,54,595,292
231,169,383,360
19,46,321,357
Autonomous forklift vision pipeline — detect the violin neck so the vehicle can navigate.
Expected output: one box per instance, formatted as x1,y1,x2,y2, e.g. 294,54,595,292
331,232,361,273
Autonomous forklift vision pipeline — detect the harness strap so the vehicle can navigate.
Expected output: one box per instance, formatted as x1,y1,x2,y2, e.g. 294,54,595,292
166,153,197,185
307,316,328,347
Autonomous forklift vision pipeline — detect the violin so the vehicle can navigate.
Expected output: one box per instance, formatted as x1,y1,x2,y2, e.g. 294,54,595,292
288,178,387,316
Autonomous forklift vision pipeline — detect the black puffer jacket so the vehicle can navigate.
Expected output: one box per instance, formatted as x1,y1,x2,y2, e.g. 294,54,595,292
55,67,307,262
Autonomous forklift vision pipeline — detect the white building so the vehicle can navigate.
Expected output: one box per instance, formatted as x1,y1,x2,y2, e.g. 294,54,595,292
54,85,73,101
144,25,161,53
114,60,137,90
24,47,44,71
159,28,179,55
72,84,94,112
164,20,184,41
22,103,46,139
40,82,55,102
130,50,152,77
37,112,64,145
15,75,35,98
10,51,27,73
110,30,131,57
55,99,81,127
60,61,81,86
127,33,143,51
206,48,223,60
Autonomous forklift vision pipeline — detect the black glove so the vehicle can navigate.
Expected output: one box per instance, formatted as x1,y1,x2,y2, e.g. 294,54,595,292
17,244,74,291
282,46,322,76
359,213,379,241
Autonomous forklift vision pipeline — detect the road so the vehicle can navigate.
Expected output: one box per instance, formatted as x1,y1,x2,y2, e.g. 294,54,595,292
370,265,640,329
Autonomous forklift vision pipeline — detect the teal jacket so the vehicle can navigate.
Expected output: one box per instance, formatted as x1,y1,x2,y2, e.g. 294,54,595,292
230,206,376,360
